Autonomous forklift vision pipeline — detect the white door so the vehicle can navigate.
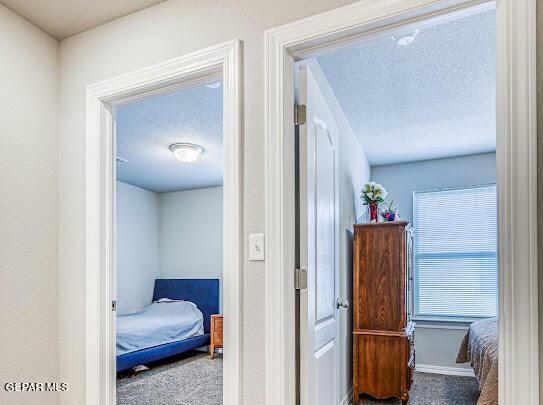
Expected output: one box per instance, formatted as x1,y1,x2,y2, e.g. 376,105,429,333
298,65,341,405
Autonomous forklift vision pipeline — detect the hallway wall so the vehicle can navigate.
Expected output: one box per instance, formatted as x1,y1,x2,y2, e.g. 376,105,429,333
0,4,59,405
58,1,358,403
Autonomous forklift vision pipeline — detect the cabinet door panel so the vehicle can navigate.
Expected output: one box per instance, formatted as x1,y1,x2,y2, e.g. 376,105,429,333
357,334,404,399
355,226,404,331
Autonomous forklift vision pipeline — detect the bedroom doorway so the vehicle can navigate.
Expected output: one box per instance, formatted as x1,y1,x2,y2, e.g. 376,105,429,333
295,5,498,403
114,77,225,404
265,0,538,404
85,40,242,405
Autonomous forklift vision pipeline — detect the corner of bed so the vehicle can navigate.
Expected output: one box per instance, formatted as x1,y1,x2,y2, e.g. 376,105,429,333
116,278,220,373
456,317,498,405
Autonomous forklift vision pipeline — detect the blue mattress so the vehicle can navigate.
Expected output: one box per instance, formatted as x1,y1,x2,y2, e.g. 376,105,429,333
116,279,220,372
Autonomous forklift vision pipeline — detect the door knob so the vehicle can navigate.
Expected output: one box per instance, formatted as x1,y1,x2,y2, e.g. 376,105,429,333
336,298,349,309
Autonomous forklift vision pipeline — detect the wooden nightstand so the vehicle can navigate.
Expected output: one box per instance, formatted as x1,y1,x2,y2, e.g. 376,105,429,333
210,314,223,359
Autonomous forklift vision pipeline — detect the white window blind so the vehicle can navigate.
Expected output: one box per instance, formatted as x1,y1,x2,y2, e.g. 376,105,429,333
413,184,498,320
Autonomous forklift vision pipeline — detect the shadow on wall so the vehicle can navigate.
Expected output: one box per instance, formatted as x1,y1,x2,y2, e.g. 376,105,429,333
346,228,354,377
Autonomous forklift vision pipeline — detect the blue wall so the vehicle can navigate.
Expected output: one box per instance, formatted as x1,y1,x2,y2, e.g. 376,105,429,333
372,152,496,224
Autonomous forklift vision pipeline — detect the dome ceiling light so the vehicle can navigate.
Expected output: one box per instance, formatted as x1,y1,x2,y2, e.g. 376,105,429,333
169,143,204,163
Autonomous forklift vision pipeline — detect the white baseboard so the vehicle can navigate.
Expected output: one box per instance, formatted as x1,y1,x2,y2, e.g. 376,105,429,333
340,387,353,405
415,364,475,377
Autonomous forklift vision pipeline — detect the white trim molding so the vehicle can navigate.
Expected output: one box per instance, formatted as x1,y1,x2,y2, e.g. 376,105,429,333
496,0,539,403
413,322,469,330
85,39,243,405
264,1,538,405
415,364,476,378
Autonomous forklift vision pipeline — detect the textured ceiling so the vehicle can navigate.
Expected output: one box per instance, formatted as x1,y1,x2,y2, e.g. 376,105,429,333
1,0,165,39
316,8,496,166
115,80,223,193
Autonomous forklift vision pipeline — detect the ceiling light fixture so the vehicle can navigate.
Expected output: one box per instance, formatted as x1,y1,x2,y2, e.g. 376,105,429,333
392,29,420,46
169,143,204,163
206,81,221,89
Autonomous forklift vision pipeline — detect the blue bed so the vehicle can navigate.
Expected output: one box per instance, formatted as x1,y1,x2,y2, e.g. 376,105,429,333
116,278,220,373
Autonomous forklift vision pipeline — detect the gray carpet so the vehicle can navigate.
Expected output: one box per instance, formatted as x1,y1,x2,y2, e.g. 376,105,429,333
117,354,478,405
117,351,222,405
359,372,480,404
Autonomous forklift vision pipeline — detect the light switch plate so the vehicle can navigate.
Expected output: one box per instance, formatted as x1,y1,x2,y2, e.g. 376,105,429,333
249,233,265,261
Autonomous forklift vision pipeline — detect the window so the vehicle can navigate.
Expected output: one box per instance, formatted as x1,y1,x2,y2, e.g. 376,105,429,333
413,184,497,320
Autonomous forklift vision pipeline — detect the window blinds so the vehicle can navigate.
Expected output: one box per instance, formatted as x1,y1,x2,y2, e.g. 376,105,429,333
413,184,498,319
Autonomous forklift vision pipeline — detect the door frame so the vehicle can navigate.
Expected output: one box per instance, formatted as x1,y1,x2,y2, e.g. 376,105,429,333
85,39,242,405
264,1,538,404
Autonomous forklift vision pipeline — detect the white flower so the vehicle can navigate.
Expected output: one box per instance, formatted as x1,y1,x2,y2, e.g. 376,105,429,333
362,182,388,204
374,183,387,197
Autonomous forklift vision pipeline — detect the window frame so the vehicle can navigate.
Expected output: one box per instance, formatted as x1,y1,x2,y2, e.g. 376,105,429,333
411,183,498,323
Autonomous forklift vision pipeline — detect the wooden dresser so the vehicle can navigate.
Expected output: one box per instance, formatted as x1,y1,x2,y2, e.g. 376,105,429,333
353,221,415,404
210,314,223,359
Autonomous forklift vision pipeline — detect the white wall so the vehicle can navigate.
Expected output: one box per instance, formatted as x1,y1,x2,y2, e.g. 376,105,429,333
372,153,497,225
116,183,222,314
0,5,59,405
338,127,370,399
116,181,160,315
58,1,359,403
159,187,223,304
116,183,222,315
372,152,497,370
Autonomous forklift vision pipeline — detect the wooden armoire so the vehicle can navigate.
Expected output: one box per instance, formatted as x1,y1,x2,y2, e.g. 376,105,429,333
353,221,415,404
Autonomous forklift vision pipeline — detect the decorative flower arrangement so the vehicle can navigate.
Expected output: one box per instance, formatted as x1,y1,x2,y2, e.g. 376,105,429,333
361,182,388,205
361,182,387,222
381,200,399,222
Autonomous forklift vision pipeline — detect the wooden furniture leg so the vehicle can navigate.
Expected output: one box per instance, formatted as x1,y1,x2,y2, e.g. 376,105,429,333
352,385,359,405
401,389,409,404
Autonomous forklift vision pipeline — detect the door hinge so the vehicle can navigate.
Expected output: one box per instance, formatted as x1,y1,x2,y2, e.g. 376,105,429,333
112,300,117,311
295,268,308,290
294,104,306,126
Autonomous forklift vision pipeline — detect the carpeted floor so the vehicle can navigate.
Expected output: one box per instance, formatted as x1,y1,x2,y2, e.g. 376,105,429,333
359,372,480,404
117,352,479,405
117,351,222,405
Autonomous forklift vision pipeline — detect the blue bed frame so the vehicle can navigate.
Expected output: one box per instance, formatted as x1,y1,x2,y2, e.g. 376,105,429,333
116,278,220,373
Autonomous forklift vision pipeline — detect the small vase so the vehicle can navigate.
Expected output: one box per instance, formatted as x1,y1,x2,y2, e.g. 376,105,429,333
369,202,379,222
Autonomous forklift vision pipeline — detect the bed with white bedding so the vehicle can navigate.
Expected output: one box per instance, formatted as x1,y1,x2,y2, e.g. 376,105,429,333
116,278,219,372
116,299,204,356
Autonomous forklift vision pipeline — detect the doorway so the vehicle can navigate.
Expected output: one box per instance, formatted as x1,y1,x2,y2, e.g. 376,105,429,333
114,77,225,404
264,1,538,405
295,6,497,403
85,40,242,405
